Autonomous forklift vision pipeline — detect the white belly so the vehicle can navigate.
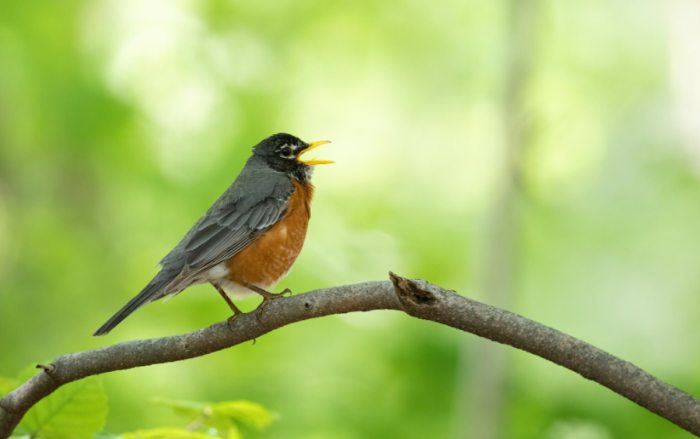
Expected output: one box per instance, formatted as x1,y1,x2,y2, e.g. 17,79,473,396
206,262,280,300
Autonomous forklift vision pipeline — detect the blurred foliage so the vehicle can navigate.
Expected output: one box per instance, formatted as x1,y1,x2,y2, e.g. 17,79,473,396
4,369,272,439
1,0,699,438
0,377,17,397
5,367,107,439
121,429,218,439
18,377,108,439
145,397,273,438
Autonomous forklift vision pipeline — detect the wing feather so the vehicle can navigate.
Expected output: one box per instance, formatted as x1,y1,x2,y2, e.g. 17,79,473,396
218,210,243,227
230,209,254,229
185,223,222,251
183,176,294,272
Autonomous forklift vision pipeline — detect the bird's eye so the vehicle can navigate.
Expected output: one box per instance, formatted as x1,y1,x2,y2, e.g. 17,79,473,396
280,145,294,159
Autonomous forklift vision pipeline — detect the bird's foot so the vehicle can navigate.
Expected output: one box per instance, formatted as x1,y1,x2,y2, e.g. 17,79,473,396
212,282,244,331
227,311,243,331
252,287,292,321
249,285,292,299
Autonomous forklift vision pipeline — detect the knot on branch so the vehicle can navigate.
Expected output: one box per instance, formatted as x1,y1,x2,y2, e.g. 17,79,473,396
389,272,437,306
36,364,56,376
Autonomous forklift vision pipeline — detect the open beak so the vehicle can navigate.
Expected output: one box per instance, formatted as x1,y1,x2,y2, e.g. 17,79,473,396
298,140,334,165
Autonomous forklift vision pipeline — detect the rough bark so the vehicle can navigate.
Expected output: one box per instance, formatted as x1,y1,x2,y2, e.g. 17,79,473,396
1,274,699,437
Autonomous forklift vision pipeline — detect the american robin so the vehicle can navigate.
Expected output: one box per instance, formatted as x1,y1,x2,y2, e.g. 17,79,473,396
93,133,333,336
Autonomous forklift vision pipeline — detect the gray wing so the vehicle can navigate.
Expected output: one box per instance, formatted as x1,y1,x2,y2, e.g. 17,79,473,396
183,171,294,273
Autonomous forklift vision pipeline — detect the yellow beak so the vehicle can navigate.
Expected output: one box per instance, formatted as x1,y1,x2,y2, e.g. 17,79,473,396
298,140,334,165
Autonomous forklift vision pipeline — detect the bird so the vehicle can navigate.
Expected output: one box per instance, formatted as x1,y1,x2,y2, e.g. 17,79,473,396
93,133,333,336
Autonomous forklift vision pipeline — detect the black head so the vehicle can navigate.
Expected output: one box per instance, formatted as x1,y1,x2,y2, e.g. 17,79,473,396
252,133,333,182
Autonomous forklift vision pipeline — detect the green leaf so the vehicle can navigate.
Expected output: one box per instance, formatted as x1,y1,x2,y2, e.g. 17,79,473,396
148,397,207,420
225,425,242,439
208,401,272,431
19,376,108,439
148,397,234,432
121,428,218,439
198,414,233,434
148,398,274,434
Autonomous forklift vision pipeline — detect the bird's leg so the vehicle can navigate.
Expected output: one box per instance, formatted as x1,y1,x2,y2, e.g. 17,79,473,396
246,284,292,319
211,283,243,330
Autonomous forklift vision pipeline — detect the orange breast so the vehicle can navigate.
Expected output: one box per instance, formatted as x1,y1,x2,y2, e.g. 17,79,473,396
226,179,314,289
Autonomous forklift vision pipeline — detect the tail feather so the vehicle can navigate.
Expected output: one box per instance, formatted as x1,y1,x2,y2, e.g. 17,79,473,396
93,272,175,336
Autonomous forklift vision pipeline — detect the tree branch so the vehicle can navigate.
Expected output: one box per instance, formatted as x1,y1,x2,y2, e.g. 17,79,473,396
1,274,699,437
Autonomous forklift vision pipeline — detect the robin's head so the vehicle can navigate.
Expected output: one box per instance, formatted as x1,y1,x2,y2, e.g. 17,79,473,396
252,133,333,182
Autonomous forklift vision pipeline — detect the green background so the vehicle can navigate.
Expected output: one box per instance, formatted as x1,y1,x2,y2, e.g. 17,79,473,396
2,1,700,438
